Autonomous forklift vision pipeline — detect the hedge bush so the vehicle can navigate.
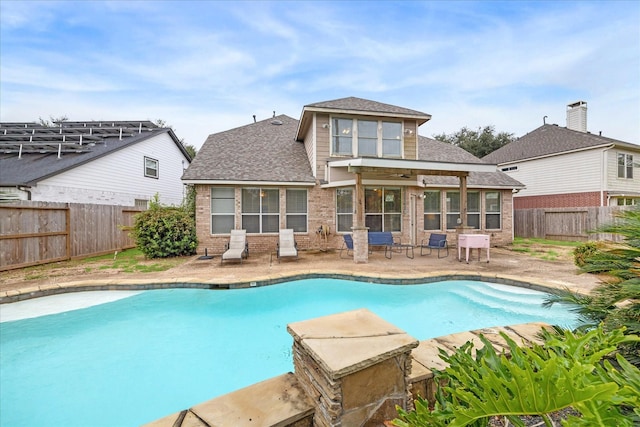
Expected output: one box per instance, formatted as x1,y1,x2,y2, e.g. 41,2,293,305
132,200,197,259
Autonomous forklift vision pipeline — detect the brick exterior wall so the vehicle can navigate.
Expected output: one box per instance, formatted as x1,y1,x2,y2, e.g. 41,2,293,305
195,184,516,256
514,191,604,209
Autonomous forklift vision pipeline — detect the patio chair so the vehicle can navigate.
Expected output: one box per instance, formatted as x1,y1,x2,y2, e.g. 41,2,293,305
221,229,249,264
420,233,449,258
340,234,354,258
276,229,298,262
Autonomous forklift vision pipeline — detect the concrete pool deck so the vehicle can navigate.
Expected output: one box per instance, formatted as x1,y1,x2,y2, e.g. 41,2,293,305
0,246,601,303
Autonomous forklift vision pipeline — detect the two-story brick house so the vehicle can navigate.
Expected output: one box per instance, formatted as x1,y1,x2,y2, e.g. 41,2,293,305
182,97,524,262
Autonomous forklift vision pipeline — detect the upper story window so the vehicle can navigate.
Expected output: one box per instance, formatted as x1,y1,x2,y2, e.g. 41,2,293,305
144,157,158,178
331,117,403,158
382,122,402,157
332,118,353,155
618,153,634,179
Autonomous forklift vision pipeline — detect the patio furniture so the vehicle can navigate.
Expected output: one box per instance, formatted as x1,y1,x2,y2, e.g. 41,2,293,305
340,234,354,258
276,229,298,262
221,229,249,264
420,233,449,258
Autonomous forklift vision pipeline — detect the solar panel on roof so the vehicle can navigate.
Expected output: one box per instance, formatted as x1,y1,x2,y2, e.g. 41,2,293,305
0,120,162,157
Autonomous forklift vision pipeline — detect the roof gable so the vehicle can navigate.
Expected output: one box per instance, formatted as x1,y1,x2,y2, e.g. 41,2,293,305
182,115,315,183
482,124,638,164
296,96,432,141
304,96,431,118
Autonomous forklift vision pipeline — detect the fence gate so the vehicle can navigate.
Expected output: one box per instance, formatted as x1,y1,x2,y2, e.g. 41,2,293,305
544,210,588,241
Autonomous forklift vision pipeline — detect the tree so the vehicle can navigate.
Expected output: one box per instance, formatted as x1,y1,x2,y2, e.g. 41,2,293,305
154,119,197,159
38,115,68,127
433,126,514,158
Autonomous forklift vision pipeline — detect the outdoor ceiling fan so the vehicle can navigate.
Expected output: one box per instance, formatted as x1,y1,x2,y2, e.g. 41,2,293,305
389,173,412,179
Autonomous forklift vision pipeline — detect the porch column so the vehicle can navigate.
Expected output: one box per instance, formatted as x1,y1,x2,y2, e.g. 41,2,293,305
460,174,468,227
352,172,369,263
456,173,474,236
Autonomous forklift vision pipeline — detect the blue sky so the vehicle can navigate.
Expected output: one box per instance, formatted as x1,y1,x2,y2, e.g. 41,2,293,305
1,0,639,150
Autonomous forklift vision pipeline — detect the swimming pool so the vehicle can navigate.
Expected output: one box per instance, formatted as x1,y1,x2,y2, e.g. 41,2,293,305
0,279,578,426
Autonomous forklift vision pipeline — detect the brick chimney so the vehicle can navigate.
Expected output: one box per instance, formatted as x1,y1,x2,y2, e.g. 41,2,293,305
566,101,587,132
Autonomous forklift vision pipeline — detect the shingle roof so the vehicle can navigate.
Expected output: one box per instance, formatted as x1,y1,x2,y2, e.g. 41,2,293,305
482,124,637,164
304,96,431,118
418,136,524,188
182,115,316,183
0,122,187,186
418,135,490,164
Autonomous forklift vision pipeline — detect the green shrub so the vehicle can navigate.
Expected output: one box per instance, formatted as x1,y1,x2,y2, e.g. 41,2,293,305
573,241,600,267
131,197,197,259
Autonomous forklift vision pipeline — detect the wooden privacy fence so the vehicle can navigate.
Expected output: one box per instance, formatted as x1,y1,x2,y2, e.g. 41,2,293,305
514,206,633,242
0,201,144,271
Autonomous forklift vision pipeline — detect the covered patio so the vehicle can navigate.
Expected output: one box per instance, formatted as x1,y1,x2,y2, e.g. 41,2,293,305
326,157,499,263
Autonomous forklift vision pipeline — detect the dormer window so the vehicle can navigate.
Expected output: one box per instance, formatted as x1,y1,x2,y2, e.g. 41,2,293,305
331,117,403,158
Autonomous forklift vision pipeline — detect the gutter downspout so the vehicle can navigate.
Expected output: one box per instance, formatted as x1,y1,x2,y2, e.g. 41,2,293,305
601,145,613,206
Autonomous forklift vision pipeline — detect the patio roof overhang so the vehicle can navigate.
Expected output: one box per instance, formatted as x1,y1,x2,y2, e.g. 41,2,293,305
328,157,498,178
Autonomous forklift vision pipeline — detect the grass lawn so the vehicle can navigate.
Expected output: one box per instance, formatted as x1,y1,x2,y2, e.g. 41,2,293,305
510,237,580,262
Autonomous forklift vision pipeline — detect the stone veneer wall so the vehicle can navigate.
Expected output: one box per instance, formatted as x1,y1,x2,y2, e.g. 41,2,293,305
287,309,419,426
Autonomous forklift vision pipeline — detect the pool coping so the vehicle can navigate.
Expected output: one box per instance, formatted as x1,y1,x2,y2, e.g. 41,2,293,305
0,270,579,304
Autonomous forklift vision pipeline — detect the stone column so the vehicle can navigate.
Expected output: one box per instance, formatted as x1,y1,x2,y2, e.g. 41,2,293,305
352,226,369,264
352,172,369,263
288,309,419,427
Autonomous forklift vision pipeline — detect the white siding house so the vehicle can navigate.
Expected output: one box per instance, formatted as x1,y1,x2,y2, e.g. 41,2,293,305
484,103,639,208
0,121,191,206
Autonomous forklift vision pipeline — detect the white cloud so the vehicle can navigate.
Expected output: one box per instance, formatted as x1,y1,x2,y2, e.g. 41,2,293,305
1,0,638,147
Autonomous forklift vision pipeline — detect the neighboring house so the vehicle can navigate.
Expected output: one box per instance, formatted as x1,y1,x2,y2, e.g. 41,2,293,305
182,97,524,262
0,121,192,207
483,101,640,209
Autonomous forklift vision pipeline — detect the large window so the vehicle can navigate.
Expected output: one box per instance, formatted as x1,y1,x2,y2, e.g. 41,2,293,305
485,192,501,229
144,157,158,178
241,188,279,233
286,189,307,232
467,192,480,229
358,120,378,156
211,187,235,234
382,122,402,157
332,118,353,155
331,117,403,158
618,153,634,179
446,191,460,229
423,191,441,230
365,187,401,232
336,188,353,232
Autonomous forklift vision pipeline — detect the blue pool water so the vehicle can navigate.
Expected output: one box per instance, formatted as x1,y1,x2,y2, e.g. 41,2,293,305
0,279,578,427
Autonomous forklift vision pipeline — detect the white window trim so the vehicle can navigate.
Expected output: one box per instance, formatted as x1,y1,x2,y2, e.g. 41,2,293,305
144,157,159,179
330,116,404,159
